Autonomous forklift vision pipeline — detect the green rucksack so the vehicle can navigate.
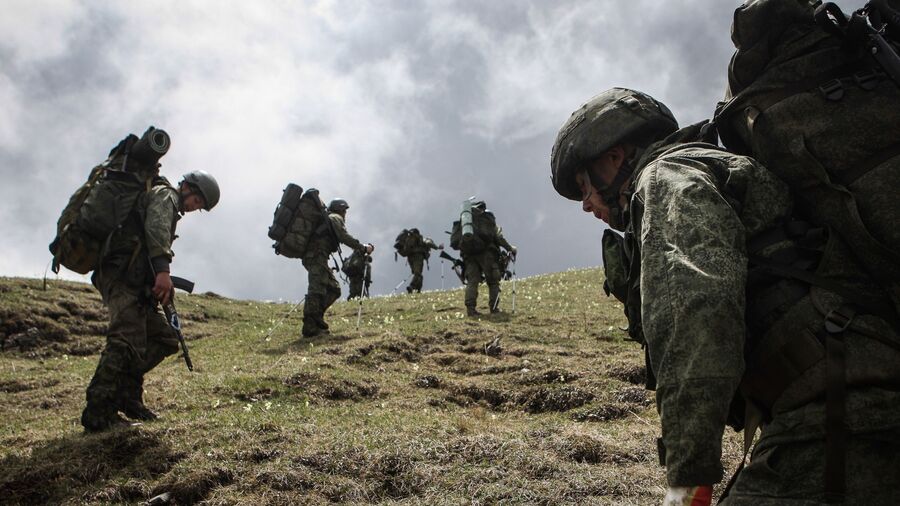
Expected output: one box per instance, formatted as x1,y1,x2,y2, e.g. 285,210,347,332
49,128,171,274
269,185,326,259
342,249,367,276
713,0,900,298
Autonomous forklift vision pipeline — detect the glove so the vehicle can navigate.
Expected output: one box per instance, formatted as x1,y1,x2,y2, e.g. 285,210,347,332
509,246,518,260
662,486,712,506
365,243,375,254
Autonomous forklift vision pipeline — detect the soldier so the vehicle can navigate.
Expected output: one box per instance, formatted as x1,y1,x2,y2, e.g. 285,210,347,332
457,202,516,316
550,88,900,504
81,170,220,432
302,198,373,337
342,248,371,300
397,228,443,293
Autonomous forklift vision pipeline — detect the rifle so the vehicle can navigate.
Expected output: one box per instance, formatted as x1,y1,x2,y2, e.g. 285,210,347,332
439,250,466,284
166,275,195,371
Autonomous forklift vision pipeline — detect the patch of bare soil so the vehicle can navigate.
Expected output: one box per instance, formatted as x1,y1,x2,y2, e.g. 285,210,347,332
151,466,235,505
614,386,652,407
517,368,580,385
1,295,107,358
284,372,379,401
345,338,422,365
552,434,643,465
413,375,443,388
607,364,646,385
0,378,59,394
518,386,594,414
571,404,630,423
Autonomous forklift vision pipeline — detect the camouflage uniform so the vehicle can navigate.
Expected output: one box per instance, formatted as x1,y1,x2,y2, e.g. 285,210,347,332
302,213,366,336
619,139,900,502
406,236,439,293
82,181,181,430
343,249,369,300
463,226,513,313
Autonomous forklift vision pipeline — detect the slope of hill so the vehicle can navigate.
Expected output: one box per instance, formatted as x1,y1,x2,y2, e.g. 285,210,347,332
0,270,741,505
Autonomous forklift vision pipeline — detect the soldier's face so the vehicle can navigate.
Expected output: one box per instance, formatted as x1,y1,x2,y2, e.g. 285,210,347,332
576,170,611,222
180,183,206,213
575,146,629,225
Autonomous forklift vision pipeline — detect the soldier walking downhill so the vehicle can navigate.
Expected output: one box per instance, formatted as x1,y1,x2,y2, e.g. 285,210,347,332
301,198,373,337
82,170,220,432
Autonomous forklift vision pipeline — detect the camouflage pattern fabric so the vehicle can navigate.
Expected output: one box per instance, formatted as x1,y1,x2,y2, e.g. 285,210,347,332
407,237,438,293
302,213,366,334
462,224,512,311
347,274,364,300
83,183,180,428
624,140,900,497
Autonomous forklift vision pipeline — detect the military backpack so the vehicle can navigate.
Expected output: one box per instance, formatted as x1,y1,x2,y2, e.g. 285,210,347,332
268,184,326,259
49,127,171,274
450,208,497,254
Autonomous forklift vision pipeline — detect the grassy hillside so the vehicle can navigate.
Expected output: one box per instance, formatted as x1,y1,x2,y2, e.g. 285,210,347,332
0,270,741,505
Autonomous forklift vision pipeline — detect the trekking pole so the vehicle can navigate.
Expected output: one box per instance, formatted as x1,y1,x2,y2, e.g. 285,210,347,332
441,259,445,290
356,296,363,330
262,297,305,342
391,275,411,295
511,257,517,314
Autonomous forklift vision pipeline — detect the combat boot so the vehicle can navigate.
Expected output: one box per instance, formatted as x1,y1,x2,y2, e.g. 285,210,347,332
118,377,158,421
466,306,481,317
81,403,130,433
302,317,325,337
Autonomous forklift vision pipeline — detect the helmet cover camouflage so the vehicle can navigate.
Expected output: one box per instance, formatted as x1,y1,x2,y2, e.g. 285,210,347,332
550,88,678,200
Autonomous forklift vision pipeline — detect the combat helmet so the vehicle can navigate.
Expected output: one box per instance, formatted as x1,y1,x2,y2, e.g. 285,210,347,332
550,88,678,201
328,198,350,213
181,170,220,211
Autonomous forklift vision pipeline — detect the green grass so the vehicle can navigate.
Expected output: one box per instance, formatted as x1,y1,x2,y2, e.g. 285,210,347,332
0,270,743,505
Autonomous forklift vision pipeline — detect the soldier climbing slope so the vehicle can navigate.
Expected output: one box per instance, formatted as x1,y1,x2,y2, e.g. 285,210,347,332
301,198,373,337
394,228,442,293
550,86,900,505
450,200,516,316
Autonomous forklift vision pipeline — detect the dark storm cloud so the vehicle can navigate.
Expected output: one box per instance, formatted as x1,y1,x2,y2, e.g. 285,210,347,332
1,0,805,301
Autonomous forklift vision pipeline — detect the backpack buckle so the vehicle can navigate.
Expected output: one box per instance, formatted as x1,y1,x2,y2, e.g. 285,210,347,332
853,70,882,91
824,306,855,334
819,79,845,101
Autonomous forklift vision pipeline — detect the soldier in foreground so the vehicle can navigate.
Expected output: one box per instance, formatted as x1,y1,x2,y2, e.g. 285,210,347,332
550,88,900,504
395,228,442,293
301,198,373,337
82,169,220,432
451,201,516,316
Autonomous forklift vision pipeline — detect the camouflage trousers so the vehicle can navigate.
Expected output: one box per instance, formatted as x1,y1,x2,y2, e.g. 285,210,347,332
85,276,179,412
407,255,426,292
464,250,501,311
721,427,900,505
347,275,364,300
302,254,342,331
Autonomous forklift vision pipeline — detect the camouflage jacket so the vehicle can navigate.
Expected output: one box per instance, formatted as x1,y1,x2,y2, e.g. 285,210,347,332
624,141,792,486
102,179,180,281
307,213,365,258
408,236,440,257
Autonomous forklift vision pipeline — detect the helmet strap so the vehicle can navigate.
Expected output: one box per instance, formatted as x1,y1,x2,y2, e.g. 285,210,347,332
590,160,634,232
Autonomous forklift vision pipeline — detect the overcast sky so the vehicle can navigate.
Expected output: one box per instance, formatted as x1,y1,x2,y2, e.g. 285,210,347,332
0,0,858,301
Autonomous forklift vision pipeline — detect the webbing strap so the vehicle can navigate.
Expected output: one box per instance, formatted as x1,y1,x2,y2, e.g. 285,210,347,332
822,306,854,503
717,402,764,504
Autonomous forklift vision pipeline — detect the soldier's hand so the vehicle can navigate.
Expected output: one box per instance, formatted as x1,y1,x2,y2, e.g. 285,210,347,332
662,486,712,506
510,246,518,260
365,243,375,254
153,272,174,305
438,243,445,250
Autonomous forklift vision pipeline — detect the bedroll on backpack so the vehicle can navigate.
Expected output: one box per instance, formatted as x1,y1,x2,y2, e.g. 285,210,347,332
714,0,900,292
49,130,168,275
270,185,324,259
458,209,496,254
